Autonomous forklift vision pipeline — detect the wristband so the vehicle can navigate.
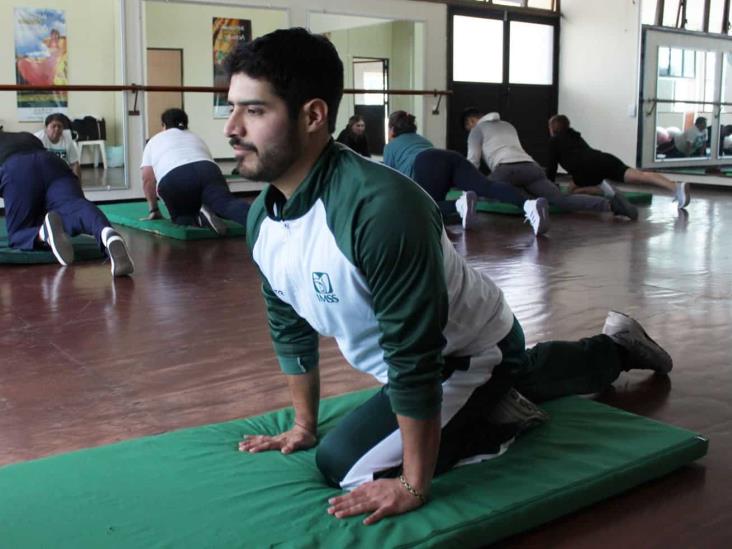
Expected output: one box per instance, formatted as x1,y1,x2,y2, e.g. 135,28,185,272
294,421,316,437
398,474,427,504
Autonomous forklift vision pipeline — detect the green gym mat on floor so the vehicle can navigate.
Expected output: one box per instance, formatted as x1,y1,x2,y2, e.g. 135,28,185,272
0,218,104,264
0,390,707,548
445,189,653,215
98,202,245,240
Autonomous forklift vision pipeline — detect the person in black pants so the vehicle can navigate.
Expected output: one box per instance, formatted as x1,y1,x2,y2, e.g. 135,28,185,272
382,111,549,235
141,108,249,234
547,114,690,209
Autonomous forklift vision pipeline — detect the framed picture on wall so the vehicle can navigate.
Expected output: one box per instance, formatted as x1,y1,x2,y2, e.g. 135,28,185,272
213,18,251,118
14,8,69,121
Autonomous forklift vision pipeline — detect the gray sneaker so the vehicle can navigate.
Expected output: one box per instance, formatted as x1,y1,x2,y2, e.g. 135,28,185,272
674,181,691,209
486,388,549,434
105,232,134,277
42,212,74,266
198,205,228,236
610,193,638,220
602,311,672,374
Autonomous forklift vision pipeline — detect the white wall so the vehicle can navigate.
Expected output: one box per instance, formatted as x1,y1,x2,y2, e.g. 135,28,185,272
558,0,644,165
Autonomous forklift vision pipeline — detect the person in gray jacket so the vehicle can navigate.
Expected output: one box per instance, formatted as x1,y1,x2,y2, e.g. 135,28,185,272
463,109,638,220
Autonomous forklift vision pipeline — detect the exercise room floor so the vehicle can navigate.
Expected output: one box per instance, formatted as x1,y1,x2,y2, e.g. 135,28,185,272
1,186,730,547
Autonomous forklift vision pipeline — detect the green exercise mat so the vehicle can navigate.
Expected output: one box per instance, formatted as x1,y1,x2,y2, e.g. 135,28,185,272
98,202,245,240
445,189,653,215
0,218,104,264
0,390,707,548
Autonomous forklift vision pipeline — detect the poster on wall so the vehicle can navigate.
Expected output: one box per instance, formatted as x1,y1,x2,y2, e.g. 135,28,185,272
14,8,69,122
213,17,251,118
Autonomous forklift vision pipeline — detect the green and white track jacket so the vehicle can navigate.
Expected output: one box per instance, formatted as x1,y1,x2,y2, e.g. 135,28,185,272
246,142,514,420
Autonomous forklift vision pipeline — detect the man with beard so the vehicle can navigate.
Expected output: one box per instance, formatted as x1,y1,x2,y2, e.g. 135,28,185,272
227,28,673,525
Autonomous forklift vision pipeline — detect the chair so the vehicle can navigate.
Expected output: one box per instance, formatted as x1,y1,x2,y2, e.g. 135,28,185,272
77,139,107,169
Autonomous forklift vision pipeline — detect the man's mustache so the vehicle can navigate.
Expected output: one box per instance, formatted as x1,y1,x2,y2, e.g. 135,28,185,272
229,136,257,153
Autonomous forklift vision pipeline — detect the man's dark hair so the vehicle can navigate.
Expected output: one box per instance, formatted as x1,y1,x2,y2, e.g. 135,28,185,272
388,110,417,137
161,108,188,130
461,107,483,128
695,116,708,128
44,112,71,128
549,114,570,132
224,28,344,133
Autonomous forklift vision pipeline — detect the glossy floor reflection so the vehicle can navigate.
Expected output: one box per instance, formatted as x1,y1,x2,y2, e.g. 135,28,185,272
1,186,730,547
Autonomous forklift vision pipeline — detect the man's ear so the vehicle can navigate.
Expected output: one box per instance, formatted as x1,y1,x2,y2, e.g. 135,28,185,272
302,99,329,133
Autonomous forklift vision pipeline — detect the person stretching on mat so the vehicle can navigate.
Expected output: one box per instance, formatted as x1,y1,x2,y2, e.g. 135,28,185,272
547,114,690,209
462,109,639,221
383,110,549,235
0,130,133,276
226,28,673,526
140,108,249,235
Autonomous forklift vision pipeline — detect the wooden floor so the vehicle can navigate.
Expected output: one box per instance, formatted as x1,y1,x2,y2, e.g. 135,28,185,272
1,186,731,547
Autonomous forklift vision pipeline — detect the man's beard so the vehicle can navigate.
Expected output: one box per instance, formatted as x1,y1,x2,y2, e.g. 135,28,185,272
229,127,301,182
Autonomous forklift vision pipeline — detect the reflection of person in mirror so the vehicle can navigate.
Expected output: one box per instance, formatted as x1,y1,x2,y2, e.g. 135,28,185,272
721,125,732,156
547,114,690,209
335,115,371,157
672,117,707,157
34,113,80,179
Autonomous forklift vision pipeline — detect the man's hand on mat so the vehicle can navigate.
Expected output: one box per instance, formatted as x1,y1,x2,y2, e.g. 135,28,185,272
239,425,317,454
327,478,424,525
140,211,163,221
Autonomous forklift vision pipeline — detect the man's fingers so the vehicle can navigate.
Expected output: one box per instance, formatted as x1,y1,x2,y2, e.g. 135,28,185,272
363,507,388,525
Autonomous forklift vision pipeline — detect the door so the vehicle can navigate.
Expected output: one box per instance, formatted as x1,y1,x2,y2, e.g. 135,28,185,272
448,8,559,167
146,48,183,139
353,58,389,155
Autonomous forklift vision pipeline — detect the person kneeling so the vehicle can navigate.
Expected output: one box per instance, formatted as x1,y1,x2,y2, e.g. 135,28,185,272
0,131,133,276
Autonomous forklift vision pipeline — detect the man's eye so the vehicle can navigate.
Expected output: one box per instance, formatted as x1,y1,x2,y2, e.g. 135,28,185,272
248,108,263,116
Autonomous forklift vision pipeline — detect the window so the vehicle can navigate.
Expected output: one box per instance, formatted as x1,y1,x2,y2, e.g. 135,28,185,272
452,16,503,83
509,21,553,84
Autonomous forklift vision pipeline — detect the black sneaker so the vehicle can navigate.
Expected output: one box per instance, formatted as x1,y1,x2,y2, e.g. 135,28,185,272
602,311,672,374
105,231,134,277
42,212,74,266
486,388,549,435
198,205,228,236
610,193,638,220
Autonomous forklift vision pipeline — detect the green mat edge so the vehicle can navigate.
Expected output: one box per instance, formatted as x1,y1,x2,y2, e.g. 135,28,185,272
99,202,245,240
422,428,707,548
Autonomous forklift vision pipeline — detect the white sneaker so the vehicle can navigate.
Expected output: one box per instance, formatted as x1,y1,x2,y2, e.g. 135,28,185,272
198,205,228,235
105,231,134,277
600,180,616,198
455,191,478,230
674,181,690,209
41,212,74,266
523,198,550,236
